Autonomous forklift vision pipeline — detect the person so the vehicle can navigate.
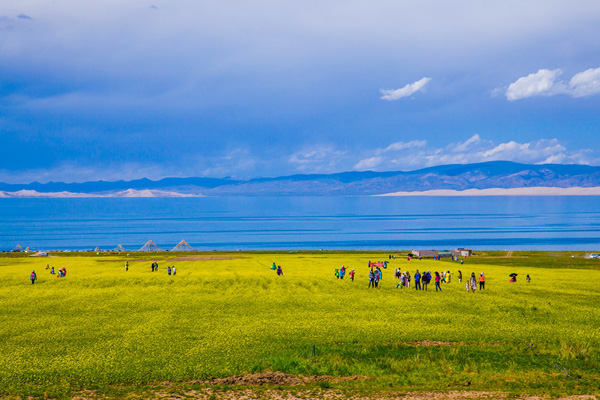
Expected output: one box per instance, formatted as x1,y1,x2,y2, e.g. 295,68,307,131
151,262,155,272
172,267,176,275
526,274,531,283
46,264,49,270
479,272,485,290
271,262,277,270
368,269,375,288
406,271,410,288
50,266,55,275
340,265,346,279
460,259,464,265
458,270,462,283
61,267,66,277
423,270,431,290
126,261,129,272
168,266,172,275
30,270,37,284
374,268,381,288
414,270,421,290
350,269,355,281
470,272,477,293
277,265,283,276
434,271,441,291
335,269,340,279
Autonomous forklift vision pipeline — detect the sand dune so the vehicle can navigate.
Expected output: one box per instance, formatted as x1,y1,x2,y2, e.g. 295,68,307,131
378,186,600,196
0,189,202,198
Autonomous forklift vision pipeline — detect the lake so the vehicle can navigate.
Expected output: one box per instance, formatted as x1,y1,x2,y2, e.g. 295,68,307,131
1,196,600,251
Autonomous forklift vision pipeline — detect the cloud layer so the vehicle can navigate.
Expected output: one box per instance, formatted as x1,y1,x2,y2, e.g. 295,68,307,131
1,1,600,183
505,67,600,100
353,134,597,172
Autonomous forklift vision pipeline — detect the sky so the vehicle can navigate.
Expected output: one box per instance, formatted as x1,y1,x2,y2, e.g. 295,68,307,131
1,1,600,183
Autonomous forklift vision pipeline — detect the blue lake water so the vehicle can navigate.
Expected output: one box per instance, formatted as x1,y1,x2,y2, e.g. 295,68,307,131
1,196,600,251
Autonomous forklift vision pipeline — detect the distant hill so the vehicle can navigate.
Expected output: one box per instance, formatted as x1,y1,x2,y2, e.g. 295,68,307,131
2,161,600,196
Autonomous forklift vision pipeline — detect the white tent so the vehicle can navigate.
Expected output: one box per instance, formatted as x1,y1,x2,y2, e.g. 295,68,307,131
172,239,194,252
113,244,126,252
139,240,163,252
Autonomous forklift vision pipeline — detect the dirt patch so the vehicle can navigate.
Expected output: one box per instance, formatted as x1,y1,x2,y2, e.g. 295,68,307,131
411,340,455,346
202,371,365,386
29,252,57,257
152,389,597,400
334,340,460,347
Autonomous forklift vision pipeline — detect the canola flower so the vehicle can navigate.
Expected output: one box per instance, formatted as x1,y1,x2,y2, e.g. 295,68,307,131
0,252,599,397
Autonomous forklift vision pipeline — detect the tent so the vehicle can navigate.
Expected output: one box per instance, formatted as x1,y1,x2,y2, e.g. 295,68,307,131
12,244,24,252
113,244,126,252
172,239,194,252
139,240,163,252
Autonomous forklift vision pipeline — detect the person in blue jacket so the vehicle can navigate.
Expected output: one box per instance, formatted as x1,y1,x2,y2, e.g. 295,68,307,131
30,270,37,284
414,270,421,290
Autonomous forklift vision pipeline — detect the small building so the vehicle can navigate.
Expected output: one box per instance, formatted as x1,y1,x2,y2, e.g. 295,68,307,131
411,249,439,257
455,248,473,257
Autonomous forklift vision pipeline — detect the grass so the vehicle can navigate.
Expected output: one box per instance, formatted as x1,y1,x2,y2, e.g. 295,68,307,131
0,251,599,398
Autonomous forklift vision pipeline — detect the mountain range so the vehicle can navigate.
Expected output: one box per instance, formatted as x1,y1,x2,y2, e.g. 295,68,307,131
2,161,600,197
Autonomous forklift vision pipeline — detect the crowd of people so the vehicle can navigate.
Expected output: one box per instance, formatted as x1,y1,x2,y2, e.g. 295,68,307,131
28,254,532,289
321,256,518,294
334,265,355,280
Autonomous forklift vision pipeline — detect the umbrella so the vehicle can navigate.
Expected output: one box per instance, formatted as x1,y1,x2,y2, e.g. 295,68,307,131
509,273,518,277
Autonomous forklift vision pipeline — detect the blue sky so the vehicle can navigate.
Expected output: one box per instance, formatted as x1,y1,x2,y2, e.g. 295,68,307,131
1,1,600,183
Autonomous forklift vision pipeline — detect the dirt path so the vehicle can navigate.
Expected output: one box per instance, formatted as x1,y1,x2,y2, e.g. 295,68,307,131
149,388,597,400
98,256,245,263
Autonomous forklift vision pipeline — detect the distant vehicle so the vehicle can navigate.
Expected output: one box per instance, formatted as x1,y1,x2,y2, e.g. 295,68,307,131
40,252,48,257
590,253,599,259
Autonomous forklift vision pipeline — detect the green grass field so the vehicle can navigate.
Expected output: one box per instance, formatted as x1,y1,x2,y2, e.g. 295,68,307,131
1,251,599,399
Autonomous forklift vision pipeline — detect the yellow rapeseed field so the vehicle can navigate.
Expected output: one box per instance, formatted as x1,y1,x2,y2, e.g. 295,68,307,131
1,252,599,398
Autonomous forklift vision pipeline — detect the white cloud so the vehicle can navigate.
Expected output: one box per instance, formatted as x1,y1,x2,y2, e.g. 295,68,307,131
380,77,431,101
383,140,427,152
505,69,565,101
288,145,348,173
351,136,598,173
353,157,383,170
504,67,600,100
451,134,482,153
569,67,600,98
